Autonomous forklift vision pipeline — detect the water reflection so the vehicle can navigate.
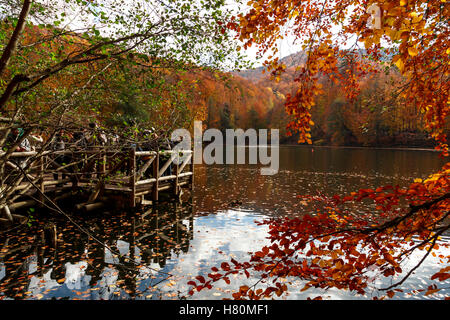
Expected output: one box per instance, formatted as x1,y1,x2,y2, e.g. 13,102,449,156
0,146,448,300
0,203,194,300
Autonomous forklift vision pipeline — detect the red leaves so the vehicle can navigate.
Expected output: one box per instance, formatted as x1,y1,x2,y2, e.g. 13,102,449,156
221,262,231,271
195,275,205,283
187,163,449,300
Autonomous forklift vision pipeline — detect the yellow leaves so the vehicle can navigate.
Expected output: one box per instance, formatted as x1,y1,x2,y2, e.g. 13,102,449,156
389,29,402,41
363,37,373,50
395,57,405,72
400,0,407,6
166,280,177,287
290,10,299,19
376,258,386,266
408,46,418,57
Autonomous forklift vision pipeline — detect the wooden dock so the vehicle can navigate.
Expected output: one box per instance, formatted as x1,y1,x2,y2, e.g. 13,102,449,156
0,147,194,221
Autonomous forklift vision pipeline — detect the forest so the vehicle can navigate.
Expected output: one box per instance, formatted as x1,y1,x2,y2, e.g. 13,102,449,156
0,0,448,305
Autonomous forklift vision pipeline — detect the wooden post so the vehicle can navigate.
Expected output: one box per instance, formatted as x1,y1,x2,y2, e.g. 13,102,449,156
189,154,194,191
173,161,179,197
2,205,13,222
38,155,45,207
152,151,159,202
100,151,106,177
71,153,78,191
129,148,136,208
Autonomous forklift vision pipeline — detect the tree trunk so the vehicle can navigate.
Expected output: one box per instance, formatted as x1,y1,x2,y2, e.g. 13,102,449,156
0,0,32,76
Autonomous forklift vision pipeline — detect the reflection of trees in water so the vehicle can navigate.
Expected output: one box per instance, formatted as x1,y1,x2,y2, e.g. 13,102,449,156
0,202,194,299
0,233,38,299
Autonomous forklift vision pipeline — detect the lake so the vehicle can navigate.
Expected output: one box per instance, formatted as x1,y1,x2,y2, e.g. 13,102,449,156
0,145,448,300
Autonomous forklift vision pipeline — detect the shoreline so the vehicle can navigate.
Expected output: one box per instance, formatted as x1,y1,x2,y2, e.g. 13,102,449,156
279,144,439,152
217,144,439,152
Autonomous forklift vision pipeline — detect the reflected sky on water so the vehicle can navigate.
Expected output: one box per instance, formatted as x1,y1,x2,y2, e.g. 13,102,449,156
0,146,448,300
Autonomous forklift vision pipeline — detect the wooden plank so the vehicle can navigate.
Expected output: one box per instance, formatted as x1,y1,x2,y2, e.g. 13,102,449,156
158,185,171,192
135,155,155,181
158,172,192,182
141,199,153,206
9,199,37,211
177,153,192,175
135,177,156,186
135,151,157,157
101,185,132,192
157,153,176,178
15,178,72,190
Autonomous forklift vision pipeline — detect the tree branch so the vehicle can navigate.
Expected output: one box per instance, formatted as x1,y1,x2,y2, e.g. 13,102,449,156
0,0,32,76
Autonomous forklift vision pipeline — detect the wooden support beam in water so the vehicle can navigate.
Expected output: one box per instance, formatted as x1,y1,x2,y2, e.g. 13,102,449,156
2,205,13,222
152,151,159,202
173,162,179,197
9,199,36,212
129,148,136,208
75,201,105,213
38,156,44,207
189,154,194,190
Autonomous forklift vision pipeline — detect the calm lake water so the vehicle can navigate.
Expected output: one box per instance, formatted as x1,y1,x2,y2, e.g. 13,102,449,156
0,146,448,300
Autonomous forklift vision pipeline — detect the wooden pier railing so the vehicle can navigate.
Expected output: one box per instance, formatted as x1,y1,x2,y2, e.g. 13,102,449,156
0,148,194,219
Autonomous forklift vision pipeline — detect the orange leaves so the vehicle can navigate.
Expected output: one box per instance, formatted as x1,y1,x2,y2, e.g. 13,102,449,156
386,290,395,298
236,0,449,153
431,266,450,282
424,284,441,296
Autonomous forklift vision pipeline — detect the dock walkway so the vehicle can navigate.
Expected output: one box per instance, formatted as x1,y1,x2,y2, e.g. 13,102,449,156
0,147,194,221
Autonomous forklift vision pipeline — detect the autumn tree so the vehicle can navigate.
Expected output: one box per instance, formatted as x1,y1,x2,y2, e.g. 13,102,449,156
0,0,244,212
188,0,450,299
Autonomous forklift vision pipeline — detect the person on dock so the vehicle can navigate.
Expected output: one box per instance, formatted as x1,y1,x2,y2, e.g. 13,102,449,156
85,122,108,148
6,128,32,169
51,130,68,181
72,130,88,149
29,131,44,151
7,128,32,153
